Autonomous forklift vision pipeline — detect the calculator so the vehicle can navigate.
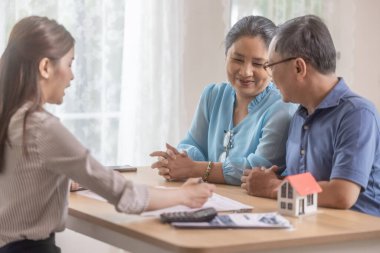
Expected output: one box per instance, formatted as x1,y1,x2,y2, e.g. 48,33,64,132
160,207,217,223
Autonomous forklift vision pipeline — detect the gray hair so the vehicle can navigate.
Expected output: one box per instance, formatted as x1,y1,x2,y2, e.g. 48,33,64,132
273,15,336,74
225,15,276,55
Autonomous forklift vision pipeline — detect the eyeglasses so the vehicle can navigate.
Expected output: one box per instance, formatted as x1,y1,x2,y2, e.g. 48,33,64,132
219,130,233,162
263,57,297,77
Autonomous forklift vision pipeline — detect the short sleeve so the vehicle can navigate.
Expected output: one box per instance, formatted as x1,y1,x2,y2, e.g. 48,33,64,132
331,108,377,189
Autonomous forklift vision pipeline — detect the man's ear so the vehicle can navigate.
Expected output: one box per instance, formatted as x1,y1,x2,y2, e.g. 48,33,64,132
39,57,51,79
295,58,307,78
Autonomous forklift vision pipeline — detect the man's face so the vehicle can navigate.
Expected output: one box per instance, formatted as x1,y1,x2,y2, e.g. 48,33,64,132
267,42,298,103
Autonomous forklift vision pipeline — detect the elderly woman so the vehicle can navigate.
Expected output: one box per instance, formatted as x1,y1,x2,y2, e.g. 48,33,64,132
151,16,295,185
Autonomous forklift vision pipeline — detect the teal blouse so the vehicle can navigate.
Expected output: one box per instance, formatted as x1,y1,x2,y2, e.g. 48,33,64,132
178,82,296,185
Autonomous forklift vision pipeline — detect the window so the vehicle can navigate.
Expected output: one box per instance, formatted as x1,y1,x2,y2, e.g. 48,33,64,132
1,1,185,166
230,0,323,26
307,194,314,206
299,199,305,215
287,203,293,210
281,202,286,209
287,184,293,199
281,183,287,198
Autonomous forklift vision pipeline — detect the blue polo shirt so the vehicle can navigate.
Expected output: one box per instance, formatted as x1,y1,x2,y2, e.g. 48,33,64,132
286,78,380,216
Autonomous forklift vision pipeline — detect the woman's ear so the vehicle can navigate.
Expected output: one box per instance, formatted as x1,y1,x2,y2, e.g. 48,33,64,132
39,57,50,79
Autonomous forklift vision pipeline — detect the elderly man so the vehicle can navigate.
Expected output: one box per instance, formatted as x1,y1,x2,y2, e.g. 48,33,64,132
241,15,380,217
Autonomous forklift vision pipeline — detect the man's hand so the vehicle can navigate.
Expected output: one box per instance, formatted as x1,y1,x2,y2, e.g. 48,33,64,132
241,165,282,199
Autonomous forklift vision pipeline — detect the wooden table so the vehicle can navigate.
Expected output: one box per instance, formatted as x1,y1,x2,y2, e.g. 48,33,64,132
68,167,380,253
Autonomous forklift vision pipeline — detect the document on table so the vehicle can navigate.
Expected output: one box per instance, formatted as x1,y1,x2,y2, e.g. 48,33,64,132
172,212,292,229
141,193,253,217
75,189,253,217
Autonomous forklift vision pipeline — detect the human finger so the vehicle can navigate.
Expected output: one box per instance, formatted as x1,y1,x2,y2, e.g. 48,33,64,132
150,151,169,159
165,143,180,155
70,181,80,191
203,182,216,194
183,177,201,186
243,169,251,176
158,167,170,176
157,157,169,164
179,150,188,157
270,165,280,173
151,160,168,169
166,149,176,159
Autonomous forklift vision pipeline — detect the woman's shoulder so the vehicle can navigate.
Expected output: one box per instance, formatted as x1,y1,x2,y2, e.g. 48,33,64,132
27,108,84,151
25,106,59,128
9,103,50,124
198,82,235,111
8,104,59,143
201,82,234,100
204,82,232,91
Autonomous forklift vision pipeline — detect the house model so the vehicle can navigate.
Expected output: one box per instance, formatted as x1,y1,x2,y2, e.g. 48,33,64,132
277,172,322,217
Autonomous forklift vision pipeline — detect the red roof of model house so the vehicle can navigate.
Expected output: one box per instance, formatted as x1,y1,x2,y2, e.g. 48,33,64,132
285,172,322,196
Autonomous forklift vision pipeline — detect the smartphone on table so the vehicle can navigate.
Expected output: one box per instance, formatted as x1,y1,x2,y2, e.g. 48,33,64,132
106,165,137,172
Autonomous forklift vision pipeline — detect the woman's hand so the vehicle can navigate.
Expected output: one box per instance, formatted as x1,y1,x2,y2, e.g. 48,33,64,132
70,181,85,192
150,143,194,181
179,178,216,208
145,178,215,211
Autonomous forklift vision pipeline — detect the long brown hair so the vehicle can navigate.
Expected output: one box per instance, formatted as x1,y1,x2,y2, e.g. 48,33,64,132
0,16,75,172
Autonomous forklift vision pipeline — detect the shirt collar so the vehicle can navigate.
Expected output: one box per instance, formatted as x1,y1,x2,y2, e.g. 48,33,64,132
250,82,275,109
317,77,350,109
298,77,349,115
230,82,275,112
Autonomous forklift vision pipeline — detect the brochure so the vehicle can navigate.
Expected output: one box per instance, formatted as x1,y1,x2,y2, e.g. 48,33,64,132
171,212,292,229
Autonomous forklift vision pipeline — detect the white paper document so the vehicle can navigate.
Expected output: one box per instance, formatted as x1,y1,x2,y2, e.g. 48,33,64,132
141,193,253,217
172,212,292,229
75,190,253,217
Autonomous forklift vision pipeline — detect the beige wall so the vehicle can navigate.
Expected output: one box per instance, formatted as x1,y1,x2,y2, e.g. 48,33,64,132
352,0,380,110
326,0,380,110
181,0,228,133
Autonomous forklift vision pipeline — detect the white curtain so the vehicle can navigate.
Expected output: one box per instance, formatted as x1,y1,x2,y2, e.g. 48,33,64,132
119,0,184,166
230,0,324,26
0,0,185,166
